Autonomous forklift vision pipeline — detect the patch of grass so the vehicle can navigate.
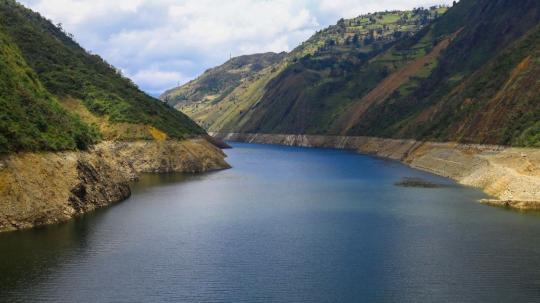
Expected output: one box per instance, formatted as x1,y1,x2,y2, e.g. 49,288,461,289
514,121,540,147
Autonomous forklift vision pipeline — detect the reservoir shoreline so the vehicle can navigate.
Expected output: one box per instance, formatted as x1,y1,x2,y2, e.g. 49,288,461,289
212,132,540,210
5,142,540,302
0,138,230,233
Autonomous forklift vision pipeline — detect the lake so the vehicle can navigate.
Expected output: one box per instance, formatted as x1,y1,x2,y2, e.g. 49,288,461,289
1,143,540,302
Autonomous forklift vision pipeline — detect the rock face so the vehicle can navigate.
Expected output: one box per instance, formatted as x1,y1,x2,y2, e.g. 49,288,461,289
214,133,540,210
0,138,230,232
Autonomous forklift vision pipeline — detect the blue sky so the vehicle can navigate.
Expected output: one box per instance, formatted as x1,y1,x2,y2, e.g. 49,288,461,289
19,0,454,96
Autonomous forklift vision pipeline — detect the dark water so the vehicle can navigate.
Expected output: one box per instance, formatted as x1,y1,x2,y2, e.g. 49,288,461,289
2,143,540,302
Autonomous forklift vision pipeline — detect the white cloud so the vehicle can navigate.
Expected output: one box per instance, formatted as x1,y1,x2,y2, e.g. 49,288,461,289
26,0,145,25
19,0,455,95
129,68,190,96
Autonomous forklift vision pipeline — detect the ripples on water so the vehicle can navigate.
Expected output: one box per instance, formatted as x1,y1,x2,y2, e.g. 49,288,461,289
2,143,540,302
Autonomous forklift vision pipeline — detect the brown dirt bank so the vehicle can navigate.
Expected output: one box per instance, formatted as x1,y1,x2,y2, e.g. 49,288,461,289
0,138,230,233
212,133,540,210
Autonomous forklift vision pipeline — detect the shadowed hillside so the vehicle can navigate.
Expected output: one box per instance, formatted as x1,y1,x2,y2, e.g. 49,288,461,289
349,0,540,146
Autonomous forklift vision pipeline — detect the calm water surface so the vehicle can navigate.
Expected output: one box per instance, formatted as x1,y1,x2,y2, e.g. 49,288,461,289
2,143,540,302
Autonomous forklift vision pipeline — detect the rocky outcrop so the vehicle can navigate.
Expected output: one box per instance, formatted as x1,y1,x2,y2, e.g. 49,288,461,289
0,138,230,232
213,133,540,210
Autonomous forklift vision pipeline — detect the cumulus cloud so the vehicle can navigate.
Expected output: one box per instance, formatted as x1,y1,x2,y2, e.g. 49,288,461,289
19,0,454,95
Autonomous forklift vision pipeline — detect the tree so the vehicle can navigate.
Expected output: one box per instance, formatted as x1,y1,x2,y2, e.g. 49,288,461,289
352,34,360,45
364,35,374,45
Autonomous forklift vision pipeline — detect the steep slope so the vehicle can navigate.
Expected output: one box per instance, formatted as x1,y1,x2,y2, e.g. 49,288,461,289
162,52,286,108
0,0,204,146
349,0,540,146
166,7,447,132
0,25,97,153
175,0,539,148
385,24,540,146
246,0,540,144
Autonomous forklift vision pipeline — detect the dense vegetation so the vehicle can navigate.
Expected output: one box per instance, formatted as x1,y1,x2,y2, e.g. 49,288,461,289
0,0,204,153
0,26,98,153
170,0,540,147
349,0,540,146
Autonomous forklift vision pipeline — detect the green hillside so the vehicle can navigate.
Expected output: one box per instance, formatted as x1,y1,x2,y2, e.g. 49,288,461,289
171,0,540,147
0,26,97,153
347,0,540,146
165,7,446,132
356,24,540,146
0,0,204,153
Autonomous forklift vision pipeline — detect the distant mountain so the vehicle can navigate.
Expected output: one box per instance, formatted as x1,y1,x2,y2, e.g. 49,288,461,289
0,0,204,153
166,0,540,147
162,52,286,108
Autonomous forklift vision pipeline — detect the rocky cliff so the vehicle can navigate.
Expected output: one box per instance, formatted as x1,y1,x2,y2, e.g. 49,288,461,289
0,138,230,232
214,133,540,210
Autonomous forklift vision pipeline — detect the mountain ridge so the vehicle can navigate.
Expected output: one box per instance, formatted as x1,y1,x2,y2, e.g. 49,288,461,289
0,0,206,153
162,7,447,133
164,0,540,147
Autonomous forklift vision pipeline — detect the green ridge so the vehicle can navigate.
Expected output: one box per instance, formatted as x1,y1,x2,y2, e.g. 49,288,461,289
0,0,204,154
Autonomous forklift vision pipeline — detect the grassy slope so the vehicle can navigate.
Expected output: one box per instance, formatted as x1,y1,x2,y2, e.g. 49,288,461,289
350,0,540,146
0,26,98,153
0,0,204,145
161,52,286,107
172,8,445,133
